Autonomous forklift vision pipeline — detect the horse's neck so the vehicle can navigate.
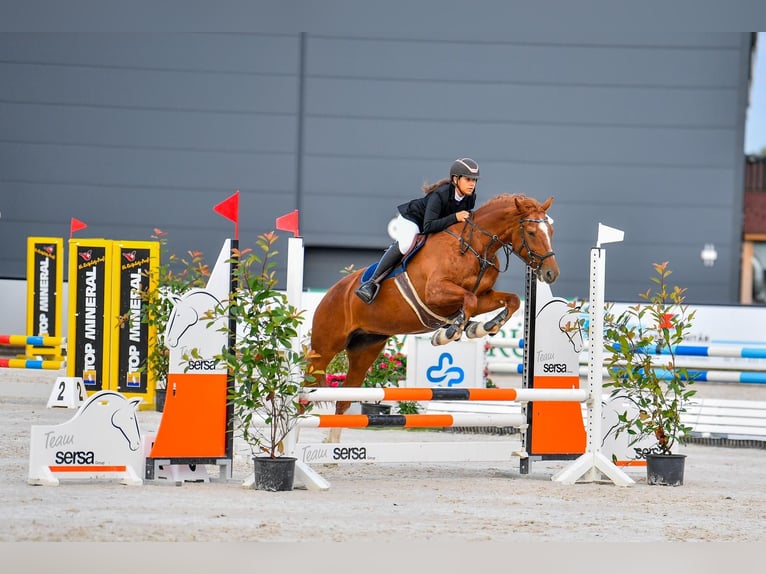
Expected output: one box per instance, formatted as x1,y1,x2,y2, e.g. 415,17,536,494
473,208,520,249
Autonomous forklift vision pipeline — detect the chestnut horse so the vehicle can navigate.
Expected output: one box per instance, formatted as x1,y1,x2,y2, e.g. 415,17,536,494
309,194,559,422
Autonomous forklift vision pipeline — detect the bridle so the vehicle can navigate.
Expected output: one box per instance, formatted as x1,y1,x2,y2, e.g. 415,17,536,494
444,216,555,292
517,217,556,271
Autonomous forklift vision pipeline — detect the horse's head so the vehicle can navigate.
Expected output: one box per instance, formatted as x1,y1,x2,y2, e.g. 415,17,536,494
510,195,559,284
471,194,559,284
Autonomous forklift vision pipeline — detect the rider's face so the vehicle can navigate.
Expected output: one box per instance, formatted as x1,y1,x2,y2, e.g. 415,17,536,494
455,176,477,196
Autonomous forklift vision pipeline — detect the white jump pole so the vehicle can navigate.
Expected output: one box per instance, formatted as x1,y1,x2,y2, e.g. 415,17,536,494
552,223,634,486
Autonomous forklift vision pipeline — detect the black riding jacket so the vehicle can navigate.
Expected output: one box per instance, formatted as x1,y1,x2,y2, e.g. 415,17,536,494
397,182,477,235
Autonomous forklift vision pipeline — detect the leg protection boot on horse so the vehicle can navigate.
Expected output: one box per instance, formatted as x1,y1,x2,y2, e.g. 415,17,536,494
355,243,403,304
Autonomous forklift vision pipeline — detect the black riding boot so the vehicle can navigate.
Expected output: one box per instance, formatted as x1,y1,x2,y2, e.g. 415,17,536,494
355,243,403,304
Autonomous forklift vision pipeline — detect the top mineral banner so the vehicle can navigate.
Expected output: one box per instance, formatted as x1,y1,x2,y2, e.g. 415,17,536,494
25,237,64,358
67,239,112,392
110,241,158,400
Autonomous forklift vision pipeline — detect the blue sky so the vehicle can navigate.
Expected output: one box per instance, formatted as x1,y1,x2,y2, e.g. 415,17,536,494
745,32,766,155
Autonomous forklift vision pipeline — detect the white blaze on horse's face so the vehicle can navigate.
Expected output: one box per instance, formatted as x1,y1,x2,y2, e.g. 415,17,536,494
538,219,551,245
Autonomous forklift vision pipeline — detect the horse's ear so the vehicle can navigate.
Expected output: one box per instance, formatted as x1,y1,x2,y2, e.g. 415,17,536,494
170,293,182,304
542,196,554,211
129,397,142,410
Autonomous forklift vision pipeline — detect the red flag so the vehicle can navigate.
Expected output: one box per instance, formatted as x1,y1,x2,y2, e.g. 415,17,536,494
275,210,300,238
70,217,88,239
213,190,240,240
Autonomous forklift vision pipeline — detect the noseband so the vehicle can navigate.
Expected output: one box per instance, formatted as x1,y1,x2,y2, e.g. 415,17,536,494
445,215,555,292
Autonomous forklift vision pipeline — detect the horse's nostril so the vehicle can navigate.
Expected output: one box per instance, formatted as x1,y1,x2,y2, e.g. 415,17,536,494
542,269,557,284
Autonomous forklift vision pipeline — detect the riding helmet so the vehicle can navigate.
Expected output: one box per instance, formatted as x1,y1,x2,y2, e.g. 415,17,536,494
449,157,480,180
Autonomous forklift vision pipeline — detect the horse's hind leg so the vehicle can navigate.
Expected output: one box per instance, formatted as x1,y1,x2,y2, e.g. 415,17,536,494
325,338,388,443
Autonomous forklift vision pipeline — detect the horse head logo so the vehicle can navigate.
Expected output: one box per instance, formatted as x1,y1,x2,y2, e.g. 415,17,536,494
79,391,142,451
165,290,221,348
559,307,585,354
111,397,142,451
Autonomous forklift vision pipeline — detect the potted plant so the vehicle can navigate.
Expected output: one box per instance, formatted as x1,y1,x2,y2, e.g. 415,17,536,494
214,232,316,491
602,261,697,486
360,337,407,415
138,229,210,411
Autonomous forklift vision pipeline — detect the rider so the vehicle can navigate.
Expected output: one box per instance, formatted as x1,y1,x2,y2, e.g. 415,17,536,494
355,157,480,304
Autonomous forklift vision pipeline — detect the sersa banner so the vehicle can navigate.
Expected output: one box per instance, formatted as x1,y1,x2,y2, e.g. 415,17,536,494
28,390,144,486
110,241,158,400
67,240,112,391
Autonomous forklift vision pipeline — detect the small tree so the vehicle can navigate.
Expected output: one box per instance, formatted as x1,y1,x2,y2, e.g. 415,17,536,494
603,261,697,455
216,232,316,458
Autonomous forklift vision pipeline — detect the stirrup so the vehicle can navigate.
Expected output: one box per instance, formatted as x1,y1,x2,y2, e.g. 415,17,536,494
355,281,380,304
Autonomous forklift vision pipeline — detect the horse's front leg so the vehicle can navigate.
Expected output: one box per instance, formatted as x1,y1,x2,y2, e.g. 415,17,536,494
464,290,521,339
431,309,467,345
429,288,478,346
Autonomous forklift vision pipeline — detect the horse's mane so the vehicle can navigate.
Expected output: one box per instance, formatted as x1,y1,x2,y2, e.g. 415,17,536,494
478,193,538,213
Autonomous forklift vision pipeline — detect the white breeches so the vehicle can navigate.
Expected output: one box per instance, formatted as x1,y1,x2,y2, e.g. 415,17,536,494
391,214,420,254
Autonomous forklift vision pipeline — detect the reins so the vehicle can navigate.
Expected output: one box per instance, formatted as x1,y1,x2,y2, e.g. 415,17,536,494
444,215,555,293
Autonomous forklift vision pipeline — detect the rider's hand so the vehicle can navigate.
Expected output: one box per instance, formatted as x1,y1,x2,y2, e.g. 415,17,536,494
456,210,471,222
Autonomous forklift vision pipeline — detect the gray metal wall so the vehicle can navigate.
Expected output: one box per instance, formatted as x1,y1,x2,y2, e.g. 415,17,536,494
0,32,752,304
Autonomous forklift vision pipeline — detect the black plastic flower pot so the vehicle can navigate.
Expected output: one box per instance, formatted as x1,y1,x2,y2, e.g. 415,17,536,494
646,453,686,486
361,402,391,415
252,456,297,492
155,389,166,412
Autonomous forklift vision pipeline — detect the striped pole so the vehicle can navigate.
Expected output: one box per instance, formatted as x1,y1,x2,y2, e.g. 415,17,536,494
0,358,66,370
0,335,65,347
659,368,766,384
299,386,588,403
652,344,766,359
487,338,766,360
256,412,527,429
486,362,766,385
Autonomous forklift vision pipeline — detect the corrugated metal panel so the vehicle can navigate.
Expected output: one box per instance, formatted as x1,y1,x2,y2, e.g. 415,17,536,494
0,29,753,305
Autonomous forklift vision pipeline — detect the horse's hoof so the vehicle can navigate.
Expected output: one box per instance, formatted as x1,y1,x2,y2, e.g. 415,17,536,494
483,322,501,335
431,330,447,346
